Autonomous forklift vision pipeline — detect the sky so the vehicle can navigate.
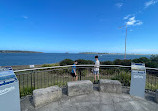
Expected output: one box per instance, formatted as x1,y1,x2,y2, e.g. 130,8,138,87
0,0,158,54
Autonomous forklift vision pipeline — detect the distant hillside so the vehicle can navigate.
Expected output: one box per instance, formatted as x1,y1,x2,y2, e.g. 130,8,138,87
0,50,43,53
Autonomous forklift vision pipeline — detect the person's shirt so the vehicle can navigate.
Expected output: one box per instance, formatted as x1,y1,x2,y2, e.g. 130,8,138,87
71,64,76,73
94,60,100,71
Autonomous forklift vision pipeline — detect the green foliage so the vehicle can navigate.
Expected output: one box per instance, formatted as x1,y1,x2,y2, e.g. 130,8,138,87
132,57,150,63
80,69,88,76
76,59,94,65
113,59,131,66
150,55,158,62
132,57,152,67
100,68,119,75
149,55,158,68
132,55,158,68
20,87,34,97
111,71,131,86
100,55,158,68
59,59,74,66
146,82,158,91
58,55,158,67
113,59,122,65
41,63,59,67
101,61,113,65
59,59,94,66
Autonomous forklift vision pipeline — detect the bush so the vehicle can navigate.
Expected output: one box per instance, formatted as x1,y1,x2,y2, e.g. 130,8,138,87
150,55,158,68
122,59,131,66
132,57,150,63
113,59,131,66
20,87,34,97
113,59,122,65
101,61,113,65
150,55,158,62
41,63,59,67
76,59,94,65
132,56,158,68
59,59,74,66
111,71,131,86
146,82,158,91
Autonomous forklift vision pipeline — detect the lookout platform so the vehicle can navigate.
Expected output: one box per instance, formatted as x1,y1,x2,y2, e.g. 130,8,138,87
21,85,158,111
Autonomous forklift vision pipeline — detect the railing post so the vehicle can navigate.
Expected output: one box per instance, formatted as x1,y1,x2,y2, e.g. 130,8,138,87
31,71,33,92
33,71,35,90
79,68,82,80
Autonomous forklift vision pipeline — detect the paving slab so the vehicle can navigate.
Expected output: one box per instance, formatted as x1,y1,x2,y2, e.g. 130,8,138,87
21,89,158,111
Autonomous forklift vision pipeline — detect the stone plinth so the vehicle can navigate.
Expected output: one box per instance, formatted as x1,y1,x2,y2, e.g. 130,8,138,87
99,79,122,93
67,80,93,97
33,86,62,107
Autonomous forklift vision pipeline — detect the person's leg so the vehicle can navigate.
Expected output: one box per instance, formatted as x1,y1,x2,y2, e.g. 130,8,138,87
94,71,97,83
94,74,96,81
71,73,73,81
75,75,78,81
72,73,75,81
72,77,74,81
96,71,99,83
97,73,99,80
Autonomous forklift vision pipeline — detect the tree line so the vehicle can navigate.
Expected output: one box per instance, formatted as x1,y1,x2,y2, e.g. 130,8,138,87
59,55,158,68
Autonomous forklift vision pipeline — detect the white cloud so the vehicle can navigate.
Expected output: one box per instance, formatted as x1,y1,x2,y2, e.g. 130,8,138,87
126,16,136,25
115,3,123,8
123,14,131,20
126,16,143,26
135,21,143,25
22,16,28,19
145,0,158,8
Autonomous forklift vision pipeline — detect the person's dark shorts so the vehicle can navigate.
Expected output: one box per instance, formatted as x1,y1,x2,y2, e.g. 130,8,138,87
71,72,76,77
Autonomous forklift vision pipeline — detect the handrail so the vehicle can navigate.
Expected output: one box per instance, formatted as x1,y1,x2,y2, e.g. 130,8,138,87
13,64,158,73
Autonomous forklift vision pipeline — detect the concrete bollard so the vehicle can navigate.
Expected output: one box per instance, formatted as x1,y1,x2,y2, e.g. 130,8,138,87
33,85,62,107
99,79,122,94
67,80,93,97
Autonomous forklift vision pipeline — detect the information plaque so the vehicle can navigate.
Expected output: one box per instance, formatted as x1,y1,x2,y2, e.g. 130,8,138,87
130,63,146,98
0,67,20,111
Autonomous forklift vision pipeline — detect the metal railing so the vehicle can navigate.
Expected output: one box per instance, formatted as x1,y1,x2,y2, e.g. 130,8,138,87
14,65,158,97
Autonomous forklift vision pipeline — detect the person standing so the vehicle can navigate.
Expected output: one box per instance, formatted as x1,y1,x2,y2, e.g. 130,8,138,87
93,56,100,84
71,60,78,81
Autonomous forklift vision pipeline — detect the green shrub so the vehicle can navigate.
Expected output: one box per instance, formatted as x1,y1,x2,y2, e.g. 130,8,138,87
41,63,59,67
146,82,158,91
100,68,119,75
113,59,131,66
101,61,113,65
59,59,74,66
113,59,122,65
150,55,158,62
20,87,34,97
122,59,132,66
132,57,150,63
80,69,88,76
111,71,131,86
76,59,94,65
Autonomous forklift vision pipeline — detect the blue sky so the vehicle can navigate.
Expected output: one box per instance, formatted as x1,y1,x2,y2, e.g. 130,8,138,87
0,0,158,54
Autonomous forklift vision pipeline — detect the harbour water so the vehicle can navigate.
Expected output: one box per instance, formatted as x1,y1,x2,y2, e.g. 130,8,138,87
0,53,150,66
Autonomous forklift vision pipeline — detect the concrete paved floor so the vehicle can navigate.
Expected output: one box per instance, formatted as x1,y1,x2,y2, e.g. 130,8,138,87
21,87,158,111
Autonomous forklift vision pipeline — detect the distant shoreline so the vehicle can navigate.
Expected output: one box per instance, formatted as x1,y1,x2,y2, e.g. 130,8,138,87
79,52,153,55
0,50,43,53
